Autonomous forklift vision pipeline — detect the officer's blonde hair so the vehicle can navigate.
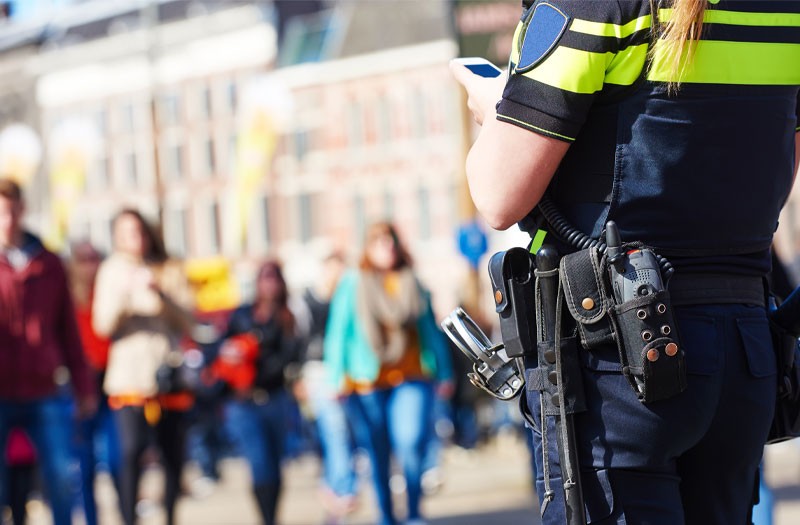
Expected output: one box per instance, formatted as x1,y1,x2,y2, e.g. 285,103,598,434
659,0,707,90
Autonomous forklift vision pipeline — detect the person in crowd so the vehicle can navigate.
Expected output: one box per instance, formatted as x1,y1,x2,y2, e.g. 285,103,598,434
324,222,453,525
69,240,120,525
0,177,96,525
294,251,358,523
220,259,301,525
451,0,800,522
92,208,194,525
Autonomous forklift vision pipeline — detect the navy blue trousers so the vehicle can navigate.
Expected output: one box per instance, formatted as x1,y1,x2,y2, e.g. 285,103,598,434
525,303,776,524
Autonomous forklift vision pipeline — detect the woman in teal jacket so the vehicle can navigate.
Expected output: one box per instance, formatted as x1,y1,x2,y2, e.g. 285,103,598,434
324,222,452,525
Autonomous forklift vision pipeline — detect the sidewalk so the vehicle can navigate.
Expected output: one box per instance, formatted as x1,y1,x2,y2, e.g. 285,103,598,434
10,434,800,525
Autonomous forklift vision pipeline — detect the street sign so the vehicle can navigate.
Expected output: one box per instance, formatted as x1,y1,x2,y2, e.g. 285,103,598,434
457,220,489,269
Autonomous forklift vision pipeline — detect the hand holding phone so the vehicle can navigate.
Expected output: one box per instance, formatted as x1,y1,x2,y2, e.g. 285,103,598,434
450,57,506,125
452,57,504,78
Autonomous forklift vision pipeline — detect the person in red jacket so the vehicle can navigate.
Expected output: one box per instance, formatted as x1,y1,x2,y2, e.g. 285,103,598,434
0,177,96,525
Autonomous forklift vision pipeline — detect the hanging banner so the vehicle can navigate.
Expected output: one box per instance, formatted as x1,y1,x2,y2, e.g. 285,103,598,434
0,124,42,188
233,76,293,251
46,118,99,249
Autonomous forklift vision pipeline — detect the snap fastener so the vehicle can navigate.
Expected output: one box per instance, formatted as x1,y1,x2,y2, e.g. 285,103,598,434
647,348,659,362
581,297,595,310
665,343,678,356
548,370,558,385
495,290,503,304
551,394,560,407
544,349,556,364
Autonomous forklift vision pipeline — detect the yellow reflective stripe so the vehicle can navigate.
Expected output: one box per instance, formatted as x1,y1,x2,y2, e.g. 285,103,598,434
520,46,611,94
659,8,800,27
510,21,523,65
605,43,649,85
649,40,800,84
570,14,652,38
496,113,576,141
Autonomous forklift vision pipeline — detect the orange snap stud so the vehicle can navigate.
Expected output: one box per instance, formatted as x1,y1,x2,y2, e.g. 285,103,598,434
665,343,678,357
495,290,503,304
581,297,595,310
647,349,659,362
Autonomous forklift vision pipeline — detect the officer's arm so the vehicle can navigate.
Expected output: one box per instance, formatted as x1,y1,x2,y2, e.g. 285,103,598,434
451,62,570,231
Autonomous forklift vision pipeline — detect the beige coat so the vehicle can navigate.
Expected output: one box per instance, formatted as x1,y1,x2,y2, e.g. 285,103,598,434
92,253,194,397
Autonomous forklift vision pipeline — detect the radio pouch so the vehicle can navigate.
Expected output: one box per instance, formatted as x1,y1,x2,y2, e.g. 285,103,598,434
488,248,537,358
559,242,687,403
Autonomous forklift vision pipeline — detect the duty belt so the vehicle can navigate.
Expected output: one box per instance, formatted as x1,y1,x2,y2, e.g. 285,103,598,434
668,274,765,307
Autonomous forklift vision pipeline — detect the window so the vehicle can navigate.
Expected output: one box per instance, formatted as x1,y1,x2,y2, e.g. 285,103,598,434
248,195,271,253
165,143,183,180
354,193,366,245
200,86,212,119
418,186,431,240
208,200,221,254
89,154,110,191
377,96,392,144
383,189,394,220
294,130,309,161
347,102,363,148
119,103,135,133
410,88,427,138
225,81,238,114
123,150,138,187
203,137,216,175
159,94,181,127
165,207,188,258
298,193,314,243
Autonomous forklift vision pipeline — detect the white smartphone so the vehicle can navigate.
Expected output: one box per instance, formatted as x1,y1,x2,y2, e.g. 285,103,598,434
453,57,503,78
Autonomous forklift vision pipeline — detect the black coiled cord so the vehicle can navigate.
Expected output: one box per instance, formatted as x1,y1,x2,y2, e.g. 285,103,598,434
536,195,675,281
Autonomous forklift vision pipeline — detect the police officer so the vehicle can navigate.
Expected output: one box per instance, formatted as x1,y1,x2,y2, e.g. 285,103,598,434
452,0,800,523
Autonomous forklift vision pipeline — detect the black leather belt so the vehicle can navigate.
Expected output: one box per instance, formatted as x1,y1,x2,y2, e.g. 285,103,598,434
668,273,765,307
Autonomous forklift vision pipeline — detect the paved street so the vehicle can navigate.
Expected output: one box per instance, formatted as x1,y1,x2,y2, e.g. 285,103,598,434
10,434,800,525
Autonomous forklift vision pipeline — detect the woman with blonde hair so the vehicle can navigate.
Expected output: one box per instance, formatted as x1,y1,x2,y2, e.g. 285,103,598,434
325,222,452,525
452,0,799,522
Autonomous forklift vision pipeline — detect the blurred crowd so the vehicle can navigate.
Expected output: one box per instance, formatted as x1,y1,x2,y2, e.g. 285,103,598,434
0,177,531,525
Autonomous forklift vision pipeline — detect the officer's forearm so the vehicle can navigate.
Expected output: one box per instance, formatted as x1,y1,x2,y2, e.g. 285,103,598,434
465,117,568,230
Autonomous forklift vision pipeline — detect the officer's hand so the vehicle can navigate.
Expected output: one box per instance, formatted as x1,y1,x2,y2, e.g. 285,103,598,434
449,61,507,126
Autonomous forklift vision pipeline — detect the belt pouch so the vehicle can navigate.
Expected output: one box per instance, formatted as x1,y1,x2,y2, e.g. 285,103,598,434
767,320,800,443
610,289,686,402
559,247,615,349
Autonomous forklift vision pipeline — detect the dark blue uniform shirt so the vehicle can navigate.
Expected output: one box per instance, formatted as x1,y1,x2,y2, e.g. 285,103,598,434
498,0,800,275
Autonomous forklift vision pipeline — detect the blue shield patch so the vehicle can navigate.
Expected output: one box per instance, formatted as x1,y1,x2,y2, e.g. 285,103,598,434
515,2,570,74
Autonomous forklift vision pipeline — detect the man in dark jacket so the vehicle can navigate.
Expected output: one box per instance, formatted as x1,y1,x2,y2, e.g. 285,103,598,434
0,177,96,525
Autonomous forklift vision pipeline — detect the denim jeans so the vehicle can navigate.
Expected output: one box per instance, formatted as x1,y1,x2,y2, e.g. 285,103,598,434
0,396,79,525
346,380,433,525
226,390,289,486
78,397,120,525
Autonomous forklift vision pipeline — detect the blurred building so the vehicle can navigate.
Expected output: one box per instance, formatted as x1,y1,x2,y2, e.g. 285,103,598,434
0,0,497,314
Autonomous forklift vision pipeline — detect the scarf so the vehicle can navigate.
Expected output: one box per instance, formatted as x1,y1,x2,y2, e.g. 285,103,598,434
356,268,423,365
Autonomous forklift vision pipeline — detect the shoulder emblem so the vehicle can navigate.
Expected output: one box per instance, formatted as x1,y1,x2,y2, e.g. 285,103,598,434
515,2,571,74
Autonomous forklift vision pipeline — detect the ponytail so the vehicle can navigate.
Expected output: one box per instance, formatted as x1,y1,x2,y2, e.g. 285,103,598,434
656,0,707,91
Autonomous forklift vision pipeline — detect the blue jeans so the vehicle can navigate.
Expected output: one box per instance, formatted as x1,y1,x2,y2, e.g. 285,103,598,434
346,381,433,525
226,391,289,486
0,397,79,525
312,391,357,497
78,398,119,525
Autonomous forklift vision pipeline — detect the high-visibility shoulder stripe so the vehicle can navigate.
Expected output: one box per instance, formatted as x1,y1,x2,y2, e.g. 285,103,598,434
570,14,652,39
605,43,649,86
649,40,800,85
519,46,611,94
659,8,800,27
510,21,524,68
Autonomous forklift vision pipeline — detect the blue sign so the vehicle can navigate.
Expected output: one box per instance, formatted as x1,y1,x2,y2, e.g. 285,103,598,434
457,221,488,269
